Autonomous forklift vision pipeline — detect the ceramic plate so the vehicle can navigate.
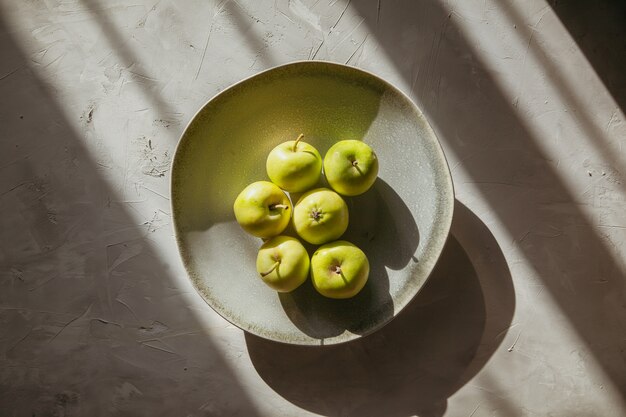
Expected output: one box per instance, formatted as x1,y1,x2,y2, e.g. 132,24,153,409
171,61,454,345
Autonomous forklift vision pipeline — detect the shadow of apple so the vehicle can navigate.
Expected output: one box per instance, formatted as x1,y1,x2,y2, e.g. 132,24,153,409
277,177,420,340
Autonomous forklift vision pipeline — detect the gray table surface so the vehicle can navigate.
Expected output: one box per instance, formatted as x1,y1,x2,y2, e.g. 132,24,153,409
1,0,624,416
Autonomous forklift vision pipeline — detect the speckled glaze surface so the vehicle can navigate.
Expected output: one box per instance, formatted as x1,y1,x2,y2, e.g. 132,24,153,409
171,61,454,345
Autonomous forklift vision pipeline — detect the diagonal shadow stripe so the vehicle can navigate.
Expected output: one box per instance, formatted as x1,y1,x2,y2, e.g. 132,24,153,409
351,0,626,401
0,9,262,416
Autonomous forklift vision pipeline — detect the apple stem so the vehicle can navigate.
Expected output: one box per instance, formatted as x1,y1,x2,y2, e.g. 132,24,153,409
260,261,280,277
351,160,363,175
270,204,289,210
293,133,304,152
332,265,348,284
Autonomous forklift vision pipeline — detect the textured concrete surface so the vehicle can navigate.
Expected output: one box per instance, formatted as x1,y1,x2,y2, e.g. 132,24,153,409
0,0,624,416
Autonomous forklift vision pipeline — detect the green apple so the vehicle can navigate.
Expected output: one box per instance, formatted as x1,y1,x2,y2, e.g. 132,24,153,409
323,140,379,196
293,188,349,245
256,235,310,292
266,134,322,193
233,181,291,238
311,240,370,299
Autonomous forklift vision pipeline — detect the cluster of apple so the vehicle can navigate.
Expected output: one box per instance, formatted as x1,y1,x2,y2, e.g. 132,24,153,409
233,134,378,299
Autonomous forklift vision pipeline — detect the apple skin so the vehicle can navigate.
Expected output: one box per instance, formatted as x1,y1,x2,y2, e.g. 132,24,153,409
293,188,349,245
310,240,370,299
323,140,379,196
256,236,310,292
266,139,322,192
233,181,292,238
